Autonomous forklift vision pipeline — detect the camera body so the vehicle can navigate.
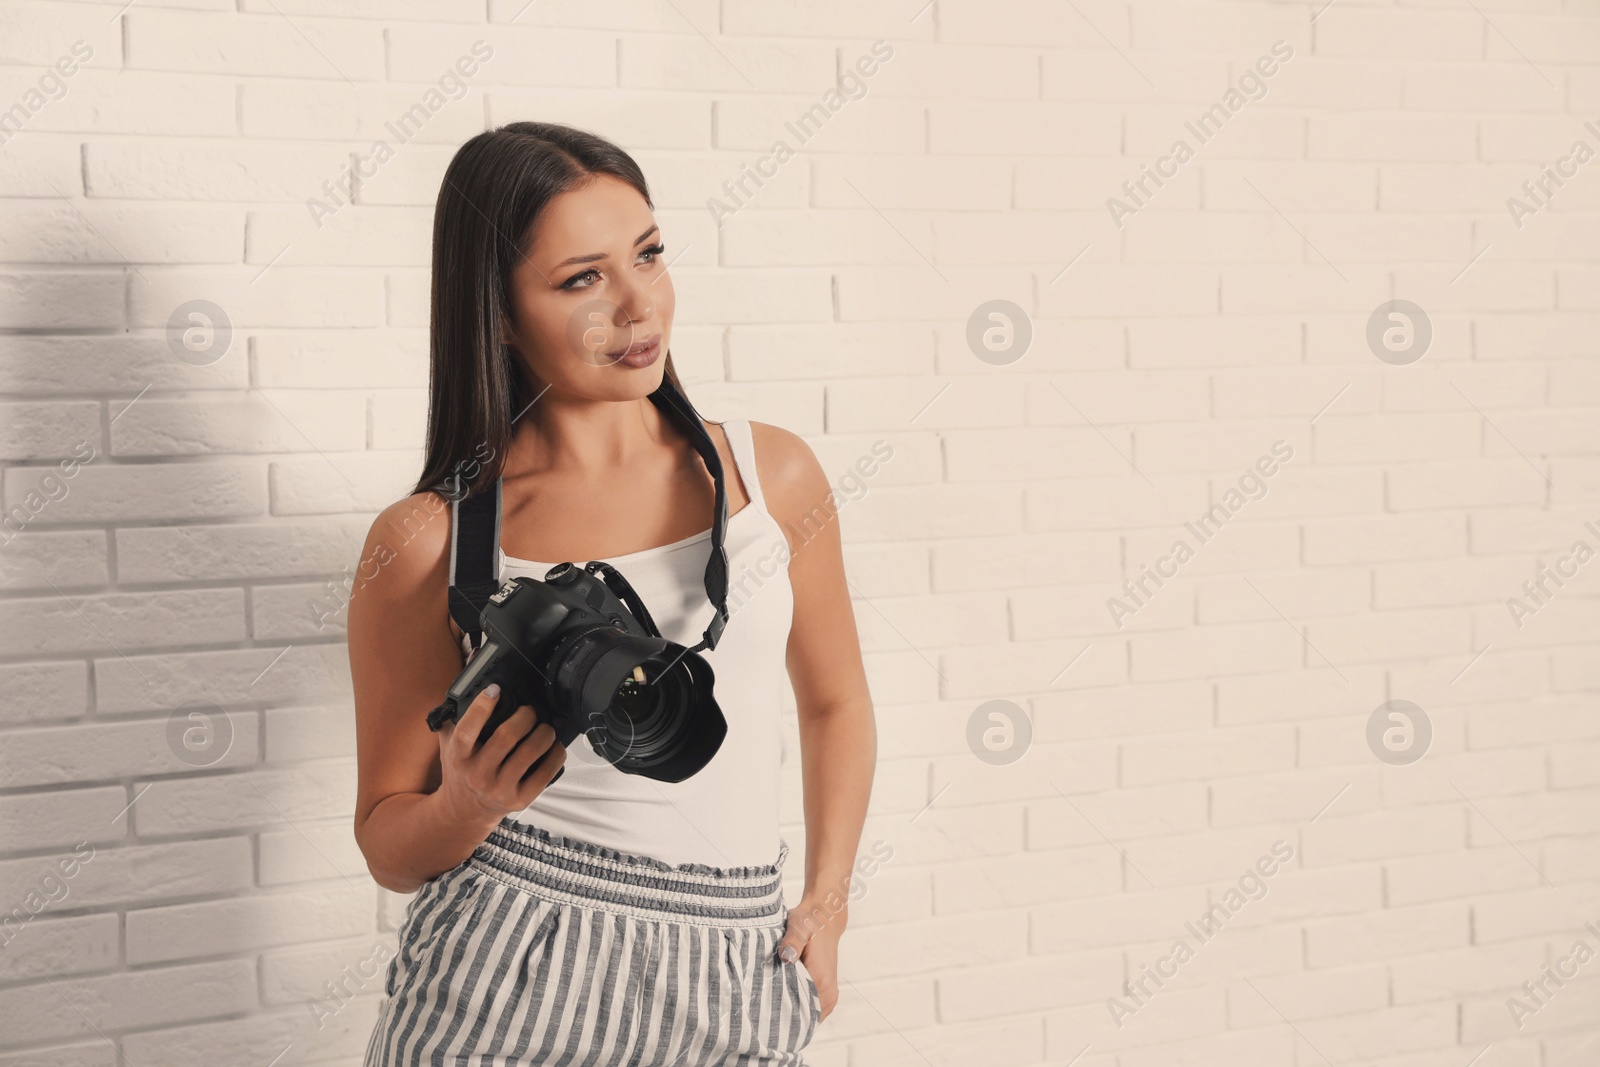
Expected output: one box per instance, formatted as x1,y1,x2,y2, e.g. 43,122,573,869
427,563,728,784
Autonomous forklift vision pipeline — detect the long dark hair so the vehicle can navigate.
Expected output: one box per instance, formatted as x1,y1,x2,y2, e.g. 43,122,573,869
411,121,695,501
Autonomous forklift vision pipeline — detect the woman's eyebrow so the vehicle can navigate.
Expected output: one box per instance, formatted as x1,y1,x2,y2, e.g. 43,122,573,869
552,225,661,270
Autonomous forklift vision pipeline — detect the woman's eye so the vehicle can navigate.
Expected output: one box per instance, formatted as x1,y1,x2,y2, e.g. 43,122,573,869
561,245,664,289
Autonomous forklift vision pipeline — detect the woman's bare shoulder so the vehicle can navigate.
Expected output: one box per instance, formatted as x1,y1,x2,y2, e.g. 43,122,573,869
746,421,831,529
355,489,456,605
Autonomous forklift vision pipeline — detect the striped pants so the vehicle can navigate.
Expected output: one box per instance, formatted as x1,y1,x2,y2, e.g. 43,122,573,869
363,816,821,1066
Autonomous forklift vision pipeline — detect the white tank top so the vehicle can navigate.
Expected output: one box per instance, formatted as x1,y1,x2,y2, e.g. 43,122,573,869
475,418,794,870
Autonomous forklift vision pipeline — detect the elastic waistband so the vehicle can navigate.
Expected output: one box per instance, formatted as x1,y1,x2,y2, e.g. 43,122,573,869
467,817,790,929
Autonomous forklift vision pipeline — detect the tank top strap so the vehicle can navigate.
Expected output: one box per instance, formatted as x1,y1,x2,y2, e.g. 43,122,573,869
722,418,768,513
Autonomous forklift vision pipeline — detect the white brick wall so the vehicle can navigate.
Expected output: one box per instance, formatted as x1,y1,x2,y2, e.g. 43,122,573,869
0,0,1596,1064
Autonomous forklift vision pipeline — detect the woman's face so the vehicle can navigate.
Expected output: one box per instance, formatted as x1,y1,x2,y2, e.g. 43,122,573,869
503,172,675,402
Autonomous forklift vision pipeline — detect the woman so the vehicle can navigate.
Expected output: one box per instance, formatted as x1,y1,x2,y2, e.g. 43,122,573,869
348,121,876,1066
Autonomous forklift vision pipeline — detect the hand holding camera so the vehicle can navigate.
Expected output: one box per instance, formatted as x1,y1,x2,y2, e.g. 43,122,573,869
428,563,729,784
431,378,733,788
435,681,568,829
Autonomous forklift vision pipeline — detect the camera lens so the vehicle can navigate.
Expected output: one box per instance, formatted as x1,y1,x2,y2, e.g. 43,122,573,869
549,626,726,782
602,657,692,755
613,668,658,721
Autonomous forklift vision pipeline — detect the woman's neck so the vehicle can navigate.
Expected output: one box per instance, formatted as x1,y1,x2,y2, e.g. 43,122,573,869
506,394,678,479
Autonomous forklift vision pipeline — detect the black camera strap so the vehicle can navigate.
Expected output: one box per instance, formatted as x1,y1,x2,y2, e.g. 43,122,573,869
445,468,503,657
446,375,731,658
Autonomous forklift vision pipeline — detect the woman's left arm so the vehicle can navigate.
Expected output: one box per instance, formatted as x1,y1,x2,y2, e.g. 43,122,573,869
756,423,878,1024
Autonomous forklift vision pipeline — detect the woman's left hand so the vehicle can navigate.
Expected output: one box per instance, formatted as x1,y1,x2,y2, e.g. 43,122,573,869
777,895,845,1022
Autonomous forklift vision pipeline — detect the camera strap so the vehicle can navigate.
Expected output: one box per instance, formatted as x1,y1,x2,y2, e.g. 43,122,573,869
445,470,502,657
446,374,731,657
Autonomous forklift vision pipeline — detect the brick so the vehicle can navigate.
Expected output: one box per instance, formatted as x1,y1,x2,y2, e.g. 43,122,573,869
1047,984,1227,1053
0,202,241,264
84,138,341,201
843,484,1025,543
1303,512,1467,565
1120,825,1299,888
6,459,266,524
1249,864,1384,925
247,204,433,267
1292,1003,1457,1063
1027,782,1210,846
110,393,367,455
0,5,121,66
126,10,384,79
251,331,421,389
1305,901,1470,967
268,451,422,515
1309,113,1478,161
0,138,81,197
938,0,1126,47
1121,723,1296,784
1316,412,1481,463
1467,696,1600,749
1315,8,1484,60
0,661,89,725
936,948,1122,1022
944,426,1135,481
869,40,1039,99
115,519,367,583
0,532,107,594
260,821,367,886
0,588,245,658
839,908,1028,982
622,35,834,94
1033,886,1209,954
1216,665,1386,725
1391,938,1547,1004
937,210,1114,266
1114,1026,1296,1067
94,643,350,715
1302,606,1471,664
1386,843,1545,907
0,335,243,394
0,712,259,788
258,934,394,1009
1226,965,1389,1026
1212,767,1382,828
1028,474,1212,533
134,764,354,836
389,24,610,87
1134,419,1308,474
1197,564,1371,624
263,704,356,764
815,155,1009,212
0,960,257,1046
0,912,118,985
1301,805,1465,866
730,323,934,381
126,884,373,965
0,838,252,911
1127,624,1304,684
1042,266,1219,318
851,590,1007,655
1467,791,1600,849
0,272,121,330
1034,681,1211,742
932,845,1121,913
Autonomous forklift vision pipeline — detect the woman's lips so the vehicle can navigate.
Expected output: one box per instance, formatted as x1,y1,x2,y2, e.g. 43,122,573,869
611,334,661,368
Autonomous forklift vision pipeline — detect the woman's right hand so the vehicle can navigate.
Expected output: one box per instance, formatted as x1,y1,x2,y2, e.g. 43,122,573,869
436,683,567,828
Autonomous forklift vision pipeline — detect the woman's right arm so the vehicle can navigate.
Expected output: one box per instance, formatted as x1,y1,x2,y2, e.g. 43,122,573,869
348,491,567,894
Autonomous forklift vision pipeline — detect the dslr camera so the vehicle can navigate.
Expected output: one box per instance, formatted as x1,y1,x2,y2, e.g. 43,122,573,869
426,560,727,784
